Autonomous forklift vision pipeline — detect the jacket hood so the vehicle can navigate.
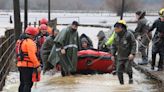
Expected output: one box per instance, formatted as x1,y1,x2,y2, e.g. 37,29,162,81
97,31,105,38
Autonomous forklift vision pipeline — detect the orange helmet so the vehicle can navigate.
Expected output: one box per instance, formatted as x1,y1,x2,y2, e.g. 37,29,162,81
39,24,48,30
40,18,48,24
25,26,38,36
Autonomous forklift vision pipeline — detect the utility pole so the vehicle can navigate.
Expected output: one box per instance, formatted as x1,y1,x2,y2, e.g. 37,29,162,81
48,0,51,22
24,0,28,30
13,0,22,40
120,0,125,20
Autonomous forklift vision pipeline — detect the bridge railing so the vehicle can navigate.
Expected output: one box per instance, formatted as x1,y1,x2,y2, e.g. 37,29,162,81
0,29,15,91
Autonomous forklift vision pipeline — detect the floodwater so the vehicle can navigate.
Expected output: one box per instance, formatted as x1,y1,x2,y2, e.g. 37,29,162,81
2,26,161,92
37,69,159,92
2,69,160,92
0,12,161,92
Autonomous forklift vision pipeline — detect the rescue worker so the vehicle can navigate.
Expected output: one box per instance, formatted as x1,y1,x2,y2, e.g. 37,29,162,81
40,28,59,73
16,26,41,92
36,24,49,67
135,11,151,65
54,21,80,76
39,18,52,35
148,8,164,71
97,30,109,52
111,20,136,85
36,24,49,49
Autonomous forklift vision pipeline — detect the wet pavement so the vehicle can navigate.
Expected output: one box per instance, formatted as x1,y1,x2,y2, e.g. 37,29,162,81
134,57,164,89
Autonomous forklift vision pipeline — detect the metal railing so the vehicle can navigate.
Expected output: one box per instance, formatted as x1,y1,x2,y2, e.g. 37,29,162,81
0,29,15,91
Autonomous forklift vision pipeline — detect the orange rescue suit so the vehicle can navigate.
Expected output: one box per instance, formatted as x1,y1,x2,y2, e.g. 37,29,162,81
17,38,40,68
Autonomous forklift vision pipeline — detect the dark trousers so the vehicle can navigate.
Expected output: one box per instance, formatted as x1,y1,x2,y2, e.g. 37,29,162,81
117,60,133,84
18,67,33,92
152,52,164,69
152,45,164,69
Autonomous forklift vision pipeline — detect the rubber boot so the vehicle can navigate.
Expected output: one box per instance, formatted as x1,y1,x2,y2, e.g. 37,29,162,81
61,68,67,77
128,73,133,84
129,79,133,84
151,54,156,70
158,56,163,71
138,57,148,65
118,72,124,85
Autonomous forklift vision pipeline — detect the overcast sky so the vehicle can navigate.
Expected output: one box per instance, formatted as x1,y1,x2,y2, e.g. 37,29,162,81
0,0,163,11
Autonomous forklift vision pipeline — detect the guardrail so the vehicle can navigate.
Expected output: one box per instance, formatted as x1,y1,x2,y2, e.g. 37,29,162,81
0,29,15,91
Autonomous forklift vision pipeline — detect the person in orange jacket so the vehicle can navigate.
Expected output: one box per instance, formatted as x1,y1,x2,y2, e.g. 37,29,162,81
16,26,41,92
36,24,49,67
39,18,52,35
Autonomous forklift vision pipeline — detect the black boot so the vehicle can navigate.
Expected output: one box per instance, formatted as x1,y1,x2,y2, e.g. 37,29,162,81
61,68,67,77
151,66,155,70
118,73,124,85
129,79,133,84
151,53,156,70
128,73,133,84
158,55,163,71
138,57,148,65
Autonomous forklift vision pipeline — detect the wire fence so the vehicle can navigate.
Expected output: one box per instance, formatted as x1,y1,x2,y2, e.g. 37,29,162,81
0,29,15,91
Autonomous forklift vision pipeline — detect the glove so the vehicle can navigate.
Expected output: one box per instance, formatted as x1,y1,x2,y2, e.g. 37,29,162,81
61,49,66,54
128,54,135,61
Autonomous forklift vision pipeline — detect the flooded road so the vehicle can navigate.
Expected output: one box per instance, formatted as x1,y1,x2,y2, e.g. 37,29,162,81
1,23,161,92
38,69,159,92
3,27,160,91
3,69,159,92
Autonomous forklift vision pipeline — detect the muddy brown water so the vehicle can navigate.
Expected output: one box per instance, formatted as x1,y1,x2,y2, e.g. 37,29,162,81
36,69,160,92
3,69,160,92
